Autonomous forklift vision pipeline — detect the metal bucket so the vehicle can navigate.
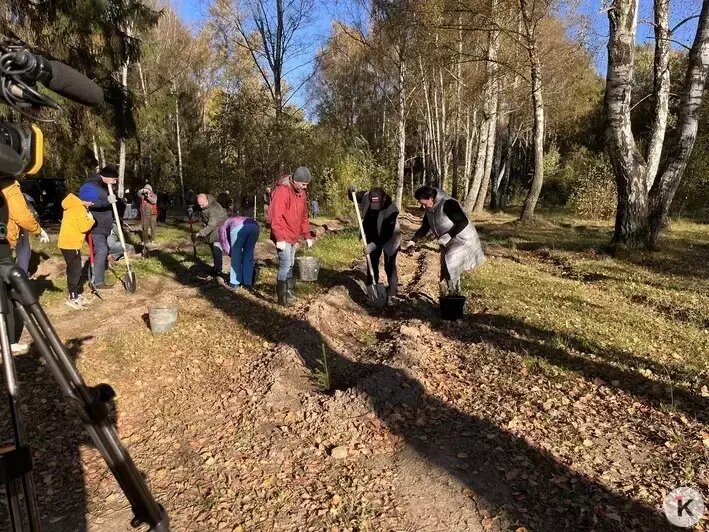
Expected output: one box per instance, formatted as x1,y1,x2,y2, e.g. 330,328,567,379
148,306,178,333
440,295,466,320
296,256,320,282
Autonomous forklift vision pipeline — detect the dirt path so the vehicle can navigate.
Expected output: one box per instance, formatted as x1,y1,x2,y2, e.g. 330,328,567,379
0,230,696,531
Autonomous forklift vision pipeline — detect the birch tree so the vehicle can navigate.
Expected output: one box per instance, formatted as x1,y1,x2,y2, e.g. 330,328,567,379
605,0,709,247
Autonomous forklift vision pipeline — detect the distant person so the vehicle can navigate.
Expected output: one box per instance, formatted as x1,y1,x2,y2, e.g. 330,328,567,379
349,186,400,301
195,193,228,277
138,184,158,244
157,191,170,223
58,193,95,309
404,186,485,296
185,189,197,217
217,191,233,213
263,186,271,225
239,195,255,218
79,164,119,290
269,167,313,306
219,215,260,289
311,198,319,218
107,222,134,263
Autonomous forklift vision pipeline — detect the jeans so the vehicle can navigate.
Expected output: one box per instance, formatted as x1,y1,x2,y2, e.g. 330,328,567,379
92,233,108,285
15,231,31,273
276,242,298,281
229,222,260,286
367,247,398,296
211,242,224,275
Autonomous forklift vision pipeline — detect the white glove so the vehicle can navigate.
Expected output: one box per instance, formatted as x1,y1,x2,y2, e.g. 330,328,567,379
306,239,314,249
402,240,415,250
38,229,49,243
107,194,118,205
276,241,287,251
437,234,452,247
363,242,377,255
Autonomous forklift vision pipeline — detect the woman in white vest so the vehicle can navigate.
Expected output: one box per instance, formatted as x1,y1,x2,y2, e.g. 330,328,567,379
349,186,401,300
405,186,485,295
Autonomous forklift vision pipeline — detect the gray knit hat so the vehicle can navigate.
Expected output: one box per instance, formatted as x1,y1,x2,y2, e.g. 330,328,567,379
292,166,312,184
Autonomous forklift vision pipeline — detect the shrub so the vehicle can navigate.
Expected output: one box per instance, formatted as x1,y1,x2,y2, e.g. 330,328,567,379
567,150,616,220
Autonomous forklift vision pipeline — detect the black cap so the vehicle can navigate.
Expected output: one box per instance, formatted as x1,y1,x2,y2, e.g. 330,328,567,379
100,164,119,179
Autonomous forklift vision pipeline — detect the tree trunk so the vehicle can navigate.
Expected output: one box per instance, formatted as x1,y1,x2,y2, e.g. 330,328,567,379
520,0,545,220
452,15,463,198
395,56,406,209
648,0,709,245
645,0,670,189
117,62,128,198
475,91,500,212
605,0,651,245
464,0,498,210
92,135,100,171
173,83,185,202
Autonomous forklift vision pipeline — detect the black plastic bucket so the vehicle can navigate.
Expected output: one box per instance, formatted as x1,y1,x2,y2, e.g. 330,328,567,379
440,295,466,320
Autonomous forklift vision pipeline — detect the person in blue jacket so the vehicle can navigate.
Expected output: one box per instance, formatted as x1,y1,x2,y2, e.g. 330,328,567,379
79,164,119,289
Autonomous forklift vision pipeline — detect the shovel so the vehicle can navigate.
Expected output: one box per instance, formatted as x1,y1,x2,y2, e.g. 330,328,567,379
352,196,388,308
107,184,137,293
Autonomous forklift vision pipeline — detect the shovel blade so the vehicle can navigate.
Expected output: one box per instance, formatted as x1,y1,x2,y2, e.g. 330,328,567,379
366,283,388,308
124,271,137,293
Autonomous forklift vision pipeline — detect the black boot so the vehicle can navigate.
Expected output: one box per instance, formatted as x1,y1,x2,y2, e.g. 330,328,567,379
276,280,292,307
286,277,296,305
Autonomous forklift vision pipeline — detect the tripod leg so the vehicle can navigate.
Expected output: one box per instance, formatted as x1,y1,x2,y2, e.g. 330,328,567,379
0,284,40,531
6,265,169,531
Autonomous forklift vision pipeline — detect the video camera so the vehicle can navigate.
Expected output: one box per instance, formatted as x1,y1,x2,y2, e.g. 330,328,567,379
0,39,104,178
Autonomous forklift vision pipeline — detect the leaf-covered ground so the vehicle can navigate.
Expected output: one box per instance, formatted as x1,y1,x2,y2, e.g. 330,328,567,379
0,212,707,531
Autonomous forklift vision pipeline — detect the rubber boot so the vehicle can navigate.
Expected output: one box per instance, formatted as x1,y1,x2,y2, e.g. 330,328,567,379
276,280,291,307
286,277,296,305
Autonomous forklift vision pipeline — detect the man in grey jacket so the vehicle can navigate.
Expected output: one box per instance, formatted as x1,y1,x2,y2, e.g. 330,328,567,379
196,193,228,276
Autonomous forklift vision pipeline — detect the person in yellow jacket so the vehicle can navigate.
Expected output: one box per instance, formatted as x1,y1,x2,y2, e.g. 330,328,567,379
58,193,95,309
0,179,49,354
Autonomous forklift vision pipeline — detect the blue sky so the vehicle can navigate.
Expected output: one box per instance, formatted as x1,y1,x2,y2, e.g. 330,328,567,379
170,0,701,111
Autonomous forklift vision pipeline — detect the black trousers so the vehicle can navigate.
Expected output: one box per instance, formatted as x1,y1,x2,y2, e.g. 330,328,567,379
367,247,398,296
61,249,82,295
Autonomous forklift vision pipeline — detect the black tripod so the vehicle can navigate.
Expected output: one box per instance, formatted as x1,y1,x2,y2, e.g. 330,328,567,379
0,261,169,531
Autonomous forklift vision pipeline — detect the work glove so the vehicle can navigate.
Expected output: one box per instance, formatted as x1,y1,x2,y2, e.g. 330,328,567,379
401,240,415,251
107,194,117,205
363,242,377,255
306,239,314,249
437,234,452,247
38,229,49,243
347,185,357,198
276,241,287,251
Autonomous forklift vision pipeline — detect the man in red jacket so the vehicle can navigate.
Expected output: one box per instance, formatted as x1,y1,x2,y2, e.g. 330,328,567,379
269,166,313,306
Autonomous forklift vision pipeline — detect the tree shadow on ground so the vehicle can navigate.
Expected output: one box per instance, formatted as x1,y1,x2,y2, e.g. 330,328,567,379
150,248,670,531
0,336,102,531
314,261,708,426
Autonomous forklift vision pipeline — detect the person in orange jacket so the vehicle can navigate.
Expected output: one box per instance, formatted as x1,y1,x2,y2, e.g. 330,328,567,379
0,179,49,354
2,179,49,249
58,193,96,309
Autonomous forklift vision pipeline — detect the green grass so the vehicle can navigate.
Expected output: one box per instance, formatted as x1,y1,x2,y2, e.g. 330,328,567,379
465,215,709,388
